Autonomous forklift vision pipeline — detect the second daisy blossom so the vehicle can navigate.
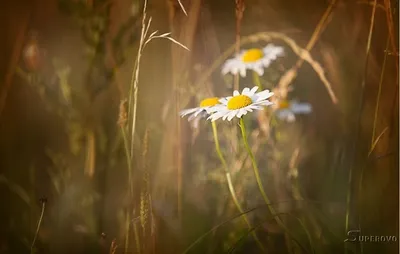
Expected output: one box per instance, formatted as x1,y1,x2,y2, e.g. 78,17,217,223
208,86,274,122
179,97,221,121
222,44,284,77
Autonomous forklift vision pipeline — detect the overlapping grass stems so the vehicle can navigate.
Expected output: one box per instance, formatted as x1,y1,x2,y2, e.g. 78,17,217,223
211,120,265,251
119,0,188,253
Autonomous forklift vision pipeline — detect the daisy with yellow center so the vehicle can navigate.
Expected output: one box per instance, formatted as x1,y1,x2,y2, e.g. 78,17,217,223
208,87,284,229
208,86,274,122
179,95,265,250
180,97,221,121
221,44,284,77
274,99,312,122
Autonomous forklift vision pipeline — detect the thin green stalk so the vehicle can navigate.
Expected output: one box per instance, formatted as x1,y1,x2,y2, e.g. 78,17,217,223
239,118,306,252
239,118,276,218
211,121,265,252
252,71,263,90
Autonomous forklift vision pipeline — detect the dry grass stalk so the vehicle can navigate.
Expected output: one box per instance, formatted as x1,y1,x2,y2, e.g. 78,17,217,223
172,31,338,115
140,128,150,237
247,32,338,104
383,0,399,58
177,0,188,16
233,0,245,92
165,0,202,221
84,130,96,178
345,1,380,252
118,99,128,128
122,0,188,252
128,0,150,159
275,0,338,102
0,7,32,118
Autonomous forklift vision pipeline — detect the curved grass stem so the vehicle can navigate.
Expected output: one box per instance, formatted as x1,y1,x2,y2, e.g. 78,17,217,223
211,121,265,252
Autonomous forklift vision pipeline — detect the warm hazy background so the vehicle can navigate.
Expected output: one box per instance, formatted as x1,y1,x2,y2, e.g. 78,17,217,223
0,0,398,253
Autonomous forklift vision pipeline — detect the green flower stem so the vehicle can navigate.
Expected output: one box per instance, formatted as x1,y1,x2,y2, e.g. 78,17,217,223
252,71,263,90
211,121,265,252
239,118,283,227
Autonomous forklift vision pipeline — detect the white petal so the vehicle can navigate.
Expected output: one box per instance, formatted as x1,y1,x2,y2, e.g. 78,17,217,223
248,86,259,96
254,66,264,76
221,59,236,75
206,106,221,114
239,67,247,77
244,106,253,112
253,100,273,107
227,110,237,121
231,66,239,75
261,58,272,67
218,98,228,104
223,110,237,121
242,87,250,95
276,109,295,122
237,108,246,118
208,111,226,121
247,105,263,110
180,107,199,117
263,44,284,58
253,90,274,102
233,90,240,96
193,108,205,117
291,102,312,114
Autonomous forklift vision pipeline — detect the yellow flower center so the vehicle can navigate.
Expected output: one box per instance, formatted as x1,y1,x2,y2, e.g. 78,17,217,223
200,97,220,107
242,48,264,63
227,95,253,110
278,100,290,109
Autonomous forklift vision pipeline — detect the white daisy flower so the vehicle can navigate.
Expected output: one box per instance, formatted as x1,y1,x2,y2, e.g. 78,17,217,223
208,86,274,122
180,97,221,121
274,100,312,122
222,44,284,77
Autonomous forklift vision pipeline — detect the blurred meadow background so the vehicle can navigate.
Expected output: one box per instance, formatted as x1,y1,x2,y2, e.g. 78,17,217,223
0,0,399,253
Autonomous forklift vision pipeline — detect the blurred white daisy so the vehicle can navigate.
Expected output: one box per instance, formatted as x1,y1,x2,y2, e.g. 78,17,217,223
274,100,312,122
180,97,221,121
208,86,274,122
222,44,284,77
